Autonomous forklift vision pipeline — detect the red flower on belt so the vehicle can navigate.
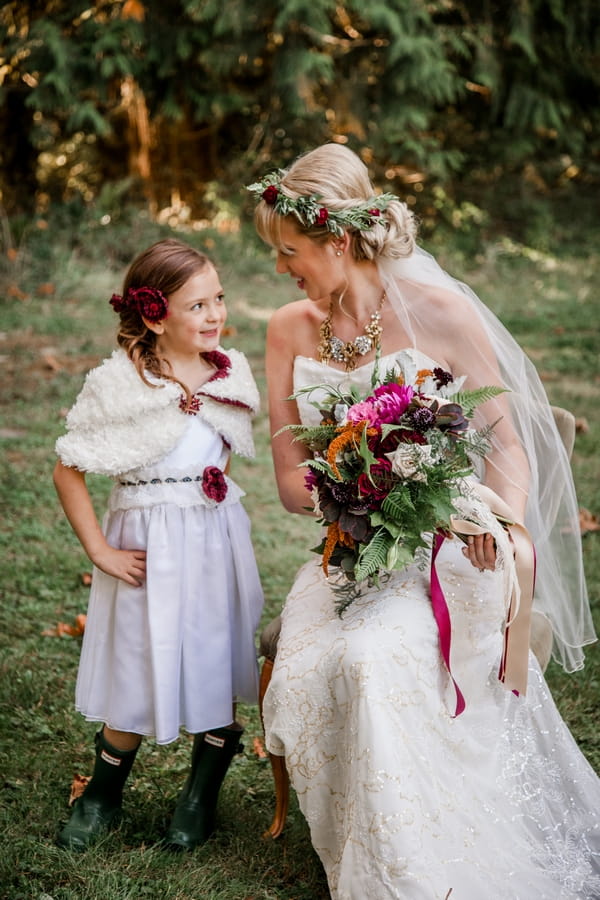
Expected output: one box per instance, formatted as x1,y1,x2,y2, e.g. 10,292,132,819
202,466,228,502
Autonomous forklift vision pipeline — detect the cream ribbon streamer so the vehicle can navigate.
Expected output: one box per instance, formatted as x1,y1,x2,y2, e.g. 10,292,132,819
450,483,535,698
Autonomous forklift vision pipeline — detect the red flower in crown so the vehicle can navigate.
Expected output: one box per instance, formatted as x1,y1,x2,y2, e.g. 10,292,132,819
262,185,279,205
202,466,228,503
367,208,381,217
315,207,329,226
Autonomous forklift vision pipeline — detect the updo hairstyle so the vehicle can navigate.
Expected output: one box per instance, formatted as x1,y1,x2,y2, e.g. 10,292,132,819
254,143,417,261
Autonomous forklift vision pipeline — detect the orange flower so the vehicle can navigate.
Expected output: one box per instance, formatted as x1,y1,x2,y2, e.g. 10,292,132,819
415,368,433,385
327,422,377,479
322,521,355,575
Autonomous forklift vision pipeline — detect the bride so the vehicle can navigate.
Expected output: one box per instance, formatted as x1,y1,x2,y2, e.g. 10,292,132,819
247,143,600,899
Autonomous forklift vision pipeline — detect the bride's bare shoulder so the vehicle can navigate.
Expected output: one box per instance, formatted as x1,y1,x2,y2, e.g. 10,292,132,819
268,298,325,334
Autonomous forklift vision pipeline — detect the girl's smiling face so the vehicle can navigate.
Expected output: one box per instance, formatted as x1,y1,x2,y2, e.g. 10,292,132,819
274,218,344,301
152,264,226,359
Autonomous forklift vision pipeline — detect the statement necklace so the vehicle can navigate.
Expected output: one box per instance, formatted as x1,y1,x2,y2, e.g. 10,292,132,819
318,293,386,371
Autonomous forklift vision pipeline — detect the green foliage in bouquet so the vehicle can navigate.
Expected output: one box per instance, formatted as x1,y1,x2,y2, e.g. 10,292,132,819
282,353,504,613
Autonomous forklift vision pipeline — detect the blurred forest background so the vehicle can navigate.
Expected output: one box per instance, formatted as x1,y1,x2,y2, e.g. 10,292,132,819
1,0,599,233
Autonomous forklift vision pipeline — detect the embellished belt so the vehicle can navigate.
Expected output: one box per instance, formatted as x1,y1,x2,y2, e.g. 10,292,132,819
118,475,202,486
118,465,228,503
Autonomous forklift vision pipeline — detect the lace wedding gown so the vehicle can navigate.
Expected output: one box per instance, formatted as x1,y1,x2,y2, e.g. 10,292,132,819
263,352,600,900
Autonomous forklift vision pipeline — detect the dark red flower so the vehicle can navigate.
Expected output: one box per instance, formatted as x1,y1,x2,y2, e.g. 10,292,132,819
315,207,329,226
109,286,168,321
129,286,169,323
367,208,381,217
409,406,437,432
202,466,228,502
357,458,394,507
109,293,125,313
433,367,454,388
262,185,278,205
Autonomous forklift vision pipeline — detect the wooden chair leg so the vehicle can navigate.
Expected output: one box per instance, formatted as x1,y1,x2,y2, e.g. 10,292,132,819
259,655,290,839
265,751,289,839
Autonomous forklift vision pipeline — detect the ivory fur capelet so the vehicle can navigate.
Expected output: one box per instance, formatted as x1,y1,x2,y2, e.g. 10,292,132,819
55,347,260,478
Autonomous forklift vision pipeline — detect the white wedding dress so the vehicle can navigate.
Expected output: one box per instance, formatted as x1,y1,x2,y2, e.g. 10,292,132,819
263,352,600,900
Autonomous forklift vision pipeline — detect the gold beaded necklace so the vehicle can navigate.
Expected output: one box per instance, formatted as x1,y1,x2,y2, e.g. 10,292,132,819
317,292,386,371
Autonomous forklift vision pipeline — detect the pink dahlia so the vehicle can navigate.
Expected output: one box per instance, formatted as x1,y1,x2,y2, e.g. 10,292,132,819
373,383,414,424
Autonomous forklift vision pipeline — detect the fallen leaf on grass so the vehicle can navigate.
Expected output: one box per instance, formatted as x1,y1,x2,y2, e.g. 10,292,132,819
252,736,267,759
580,508,600,536
40,348,61,372
6,283,28,300
42,613,87,638
36,282,56,296
68,773,91,806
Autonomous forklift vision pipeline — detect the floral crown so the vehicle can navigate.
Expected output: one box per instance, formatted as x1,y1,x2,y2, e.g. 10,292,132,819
246,171,397,239
109,286,168,323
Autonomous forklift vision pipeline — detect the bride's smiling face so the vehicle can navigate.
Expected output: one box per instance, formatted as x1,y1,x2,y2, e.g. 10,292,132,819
274,218,344,301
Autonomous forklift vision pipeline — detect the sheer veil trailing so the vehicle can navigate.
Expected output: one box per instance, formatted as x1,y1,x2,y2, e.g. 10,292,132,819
378,247,595,672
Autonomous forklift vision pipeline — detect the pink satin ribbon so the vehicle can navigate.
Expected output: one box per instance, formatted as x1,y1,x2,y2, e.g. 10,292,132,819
430,531,466,716
430,485,536,717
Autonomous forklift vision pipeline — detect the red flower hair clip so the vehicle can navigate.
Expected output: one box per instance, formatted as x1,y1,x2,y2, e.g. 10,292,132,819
109,286,169,323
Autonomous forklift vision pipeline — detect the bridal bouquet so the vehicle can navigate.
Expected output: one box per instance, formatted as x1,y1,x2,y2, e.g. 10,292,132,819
284,351,504,613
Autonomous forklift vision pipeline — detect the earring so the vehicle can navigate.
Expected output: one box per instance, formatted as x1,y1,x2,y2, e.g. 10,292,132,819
336,250,342,257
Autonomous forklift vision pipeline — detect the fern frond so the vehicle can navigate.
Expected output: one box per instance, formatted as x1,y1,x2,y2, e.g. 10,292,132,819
461,424,496,458
354,528,394,582
450,386,507,417
304,457,336,478
275,423,336,442
381,486,414,520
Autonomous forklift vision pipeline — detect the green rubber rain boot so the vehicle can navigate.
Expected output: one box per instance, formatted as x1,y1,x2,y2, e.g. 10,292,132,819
57,729,139,851
164,726,244,851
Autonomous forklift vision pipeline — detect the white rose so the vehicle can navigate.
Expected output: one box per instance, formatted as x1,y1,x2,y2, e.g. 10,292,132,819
386,444,436,482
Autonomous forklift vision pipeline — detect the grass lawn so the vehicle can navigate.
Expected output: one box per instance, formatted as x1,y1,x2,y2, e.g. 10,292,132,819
0,206,598,899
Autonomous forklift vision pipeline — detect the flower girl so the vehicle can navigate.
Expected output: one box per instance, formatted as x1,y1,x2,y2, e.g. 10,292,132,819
53,238,263,851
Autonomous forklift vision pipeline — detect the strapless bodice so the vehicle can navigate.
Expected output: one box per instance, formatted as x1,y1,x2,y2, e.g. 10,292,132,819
292,349,440,426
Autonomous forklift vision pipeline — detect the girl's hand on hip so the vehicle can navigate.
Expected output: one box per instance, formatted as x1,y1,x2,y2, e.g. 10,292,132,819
93,546,147,586
462,533,496,572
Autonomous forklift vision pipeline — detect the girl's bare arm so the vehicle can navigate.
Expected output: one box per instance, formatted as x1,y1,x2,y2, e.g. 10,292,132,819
53,460,146,586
